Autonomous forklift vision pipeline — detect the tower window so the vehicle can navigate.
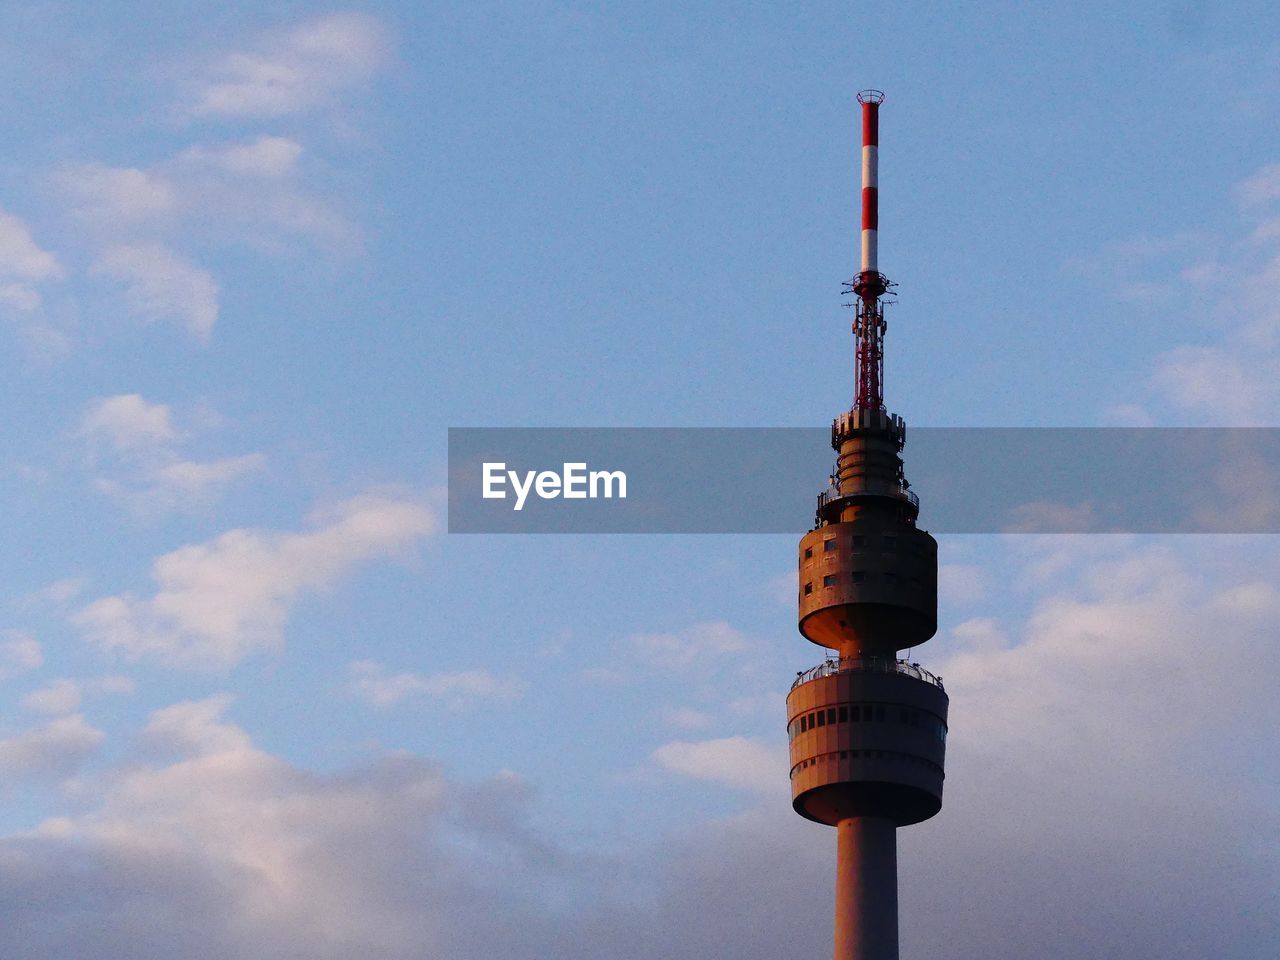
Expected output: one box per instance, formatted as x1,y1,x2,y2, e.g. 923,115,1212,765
838,706,848,722
804,582,813,596
817,712,826,727
851,535,866,547
823,539,836,552
850,705,861,722
884,536,897,549
823,575,836,587
851,571,865,583
875,706,886,722
804,547,813,559
827,708,836,724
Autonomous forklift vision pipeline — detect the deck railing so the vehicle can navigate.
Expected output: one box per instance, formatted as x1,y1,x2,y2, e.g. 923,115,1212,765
791,656,944,691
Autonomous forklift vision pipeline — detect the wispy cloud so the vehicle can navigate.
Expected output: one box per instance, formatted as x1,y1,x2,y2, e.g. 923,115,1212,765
629,621,752,672
1235,162,1280,207
78,393,262,516
0,714,104,782
178,135,304,178
80,394,179,452
55,163,178,225
92,245,219,341
55,138,356,344
0,209,63,311
74,493,436,668
20,676,137,716
348,661,526,709
0,631,43,678
0,697,560,957
187,13,391,119
651,736,784,795
1097,161,1280,425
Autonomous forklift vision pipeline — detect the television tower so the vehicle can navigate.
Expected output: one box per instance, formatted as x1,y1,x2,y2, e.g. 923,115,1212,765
787,90,948,960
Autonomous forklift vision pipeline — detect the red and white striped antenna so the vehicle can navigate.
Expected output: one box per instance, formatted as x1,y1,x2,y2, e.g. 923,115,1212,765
847,89,891,411
858,89,883,284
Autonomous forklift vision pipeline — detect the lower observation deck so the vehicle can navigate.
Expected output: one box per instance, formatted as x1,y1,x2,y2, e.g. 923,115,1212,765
787,656,949,827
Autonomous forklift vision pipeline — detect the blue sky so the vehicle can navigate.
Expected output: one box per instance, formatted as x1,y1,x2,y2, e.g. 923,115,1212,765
0,2,1276,957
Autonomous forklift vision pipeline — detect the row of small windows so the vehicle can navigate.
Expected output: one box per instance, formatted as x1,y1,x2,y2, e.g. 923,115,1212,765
788,704,946,742
803,571,927,594
789,748,943,779
803,536,936,560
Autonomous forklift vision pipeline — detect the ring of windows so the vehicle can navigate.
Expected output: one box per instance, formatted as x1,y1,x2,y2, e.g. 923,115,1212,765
788,703,946,742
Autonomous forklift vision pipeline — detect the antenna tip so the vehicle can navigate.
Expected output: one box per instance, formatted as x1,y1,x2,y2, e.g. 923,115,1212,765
857,89,885,105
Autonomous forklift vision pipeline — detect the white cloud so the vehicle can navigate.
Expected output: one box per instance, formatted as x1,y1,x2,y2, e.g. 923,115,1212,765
1236,162,1280,207
0,209,63,311
651,736,784,796
1147,344,1270,424
0,714,104,781
0,282,43,311
77,394,264,515
21,679,82,716
947,616,1009,653
348,661,525,709
142,694,253,756
61,144,356,283
189,13,390,119
0,697,583,959
80,394,178,453
0,631,43,678
179,136,303,178
0,210,63,282
33,578,88,606
74,492,436,668
93,244,219,341
54,163,178,224
95,452,267,515
662,707,713,730
630,621,751,672
151,452,266,495
1107,162,1280,425
935,539,1280,779
21,676,136,716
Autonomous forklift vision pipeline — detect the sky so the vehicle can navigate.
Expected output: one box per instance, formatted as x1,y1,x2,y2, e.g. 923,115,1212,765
0,1,1277,957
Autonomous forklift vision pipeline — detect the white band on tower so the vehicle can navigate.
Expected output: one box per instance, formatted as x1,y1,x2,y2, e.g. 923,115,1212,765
861,143,878,272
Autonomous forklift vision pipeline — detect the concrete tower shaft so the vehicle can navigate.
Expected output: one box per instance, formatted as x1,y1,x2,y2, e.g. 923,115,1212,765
787,91,949,960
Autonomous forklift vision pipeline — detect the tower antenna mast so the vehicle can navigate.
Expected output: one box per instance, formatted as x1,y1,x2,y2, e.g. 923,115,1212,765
846,89,891,412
